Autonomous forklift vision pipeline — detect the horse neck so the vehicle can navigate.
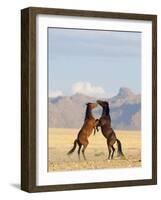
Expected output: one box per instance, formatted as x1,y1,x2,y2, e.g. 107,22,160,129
102,107,110,117
85,107,93,120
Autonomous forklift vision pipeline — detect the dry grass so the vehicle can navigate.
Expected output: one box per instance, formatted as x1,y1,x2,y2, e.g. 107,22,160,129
48,128,141,171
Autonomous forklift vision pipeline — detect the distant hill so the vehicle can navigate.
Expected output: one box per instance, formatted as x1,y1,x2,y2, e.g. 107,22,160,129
49,87,141,130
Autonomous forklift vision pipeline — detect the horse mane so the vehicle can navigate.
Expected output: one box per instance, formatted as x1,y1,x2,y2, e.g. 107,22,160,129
102,105,110,116
84,105,93,120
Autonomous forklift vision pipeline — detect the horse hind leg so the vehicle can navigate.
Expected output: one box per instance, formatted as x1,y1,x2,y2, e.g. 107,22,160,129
107,139,115,160
82,146,87,161
82,141,89,161
108,145,115,160
107,144,112,160
106,139,111,160
109,132,117,160
110,139,117,159
77,144,82,160
111,146,115,159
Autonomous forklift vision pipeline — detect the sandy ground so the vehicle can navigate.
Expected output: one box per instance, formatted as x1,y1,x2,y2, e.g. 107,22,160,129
48,128,141,171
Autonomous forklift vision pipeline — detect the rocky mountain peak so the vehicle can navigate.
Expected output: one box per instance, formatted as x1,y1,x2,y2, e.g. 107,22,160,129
117,87,135,98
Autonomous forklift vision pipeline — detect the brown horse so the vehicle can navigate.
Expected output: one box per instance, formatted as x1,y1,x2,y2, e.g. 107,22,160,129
67,102,97,160
96,100,124,160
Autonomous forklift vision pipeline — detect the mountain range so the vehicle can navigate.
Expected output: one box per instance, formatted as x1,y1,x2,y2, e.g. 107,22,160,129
49,87,141,130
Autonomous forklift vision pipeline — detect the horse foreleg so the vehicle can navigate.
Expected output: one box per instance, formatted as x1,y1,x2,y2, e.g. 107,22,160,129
96,125,99,132
93,119,100,135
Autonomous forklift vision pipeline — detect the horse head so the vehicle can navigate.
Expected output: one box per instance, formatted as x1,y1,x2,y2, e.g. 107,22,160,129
97,100,109,108
86,102,97,110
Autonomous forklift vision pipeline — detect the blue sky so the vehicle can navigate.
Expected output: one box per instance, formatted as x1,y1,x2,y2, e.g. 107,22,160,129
48,28,141,98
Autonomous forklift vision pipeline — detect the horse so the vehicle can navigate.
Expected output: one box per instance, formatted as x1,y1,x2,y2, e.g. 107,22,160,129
96,100,124,160
67,102,97,160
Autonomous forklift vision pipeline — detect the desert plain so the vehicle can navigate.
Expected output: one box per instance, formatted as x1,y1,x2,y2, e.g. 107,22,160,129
48,128,141,171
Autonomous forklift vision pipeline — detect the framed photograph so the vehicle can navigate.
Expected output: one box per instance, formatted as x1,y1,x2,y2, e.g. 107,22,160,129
21,7,157,192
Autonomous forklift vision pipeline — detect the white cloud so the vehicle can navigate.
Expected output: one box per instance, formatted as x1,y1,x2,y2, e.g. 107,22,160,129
49,90,63,98
72,82,106,98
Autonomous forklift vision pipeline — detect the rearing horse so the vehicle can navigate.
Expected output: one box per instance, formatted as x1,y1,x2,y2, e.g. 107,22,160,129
67,102,97,160
96,100,124,160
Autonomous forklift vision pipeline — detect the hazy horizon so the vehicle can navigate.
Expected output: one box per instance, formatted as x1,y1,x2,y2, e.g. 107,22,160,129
49,86,141,99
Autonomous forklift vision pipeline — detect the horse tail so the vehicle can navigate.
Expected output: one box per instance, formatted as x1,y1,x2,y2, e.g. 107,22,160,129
116,139,124,157
67,139,78,155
